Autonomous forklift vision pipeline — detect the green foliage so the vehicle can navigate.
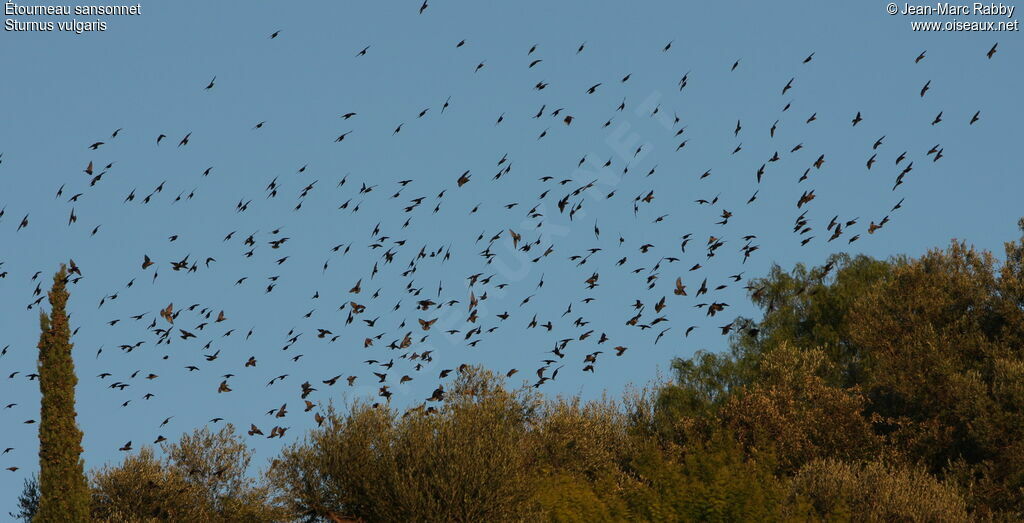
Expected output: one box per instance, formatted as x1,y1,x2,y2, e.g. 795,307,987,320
90,424,286,521
11,474,39,521
271,370,799,522
533,396,629,480
532,473,627,522
35,265,91,521
270,366,543,522
843,239,1024,516
788,458,970,521
664,224,1024,518
91,446,201,521
736,252,895,388
718,343,881,473
530,397,634,521
617,434,796,522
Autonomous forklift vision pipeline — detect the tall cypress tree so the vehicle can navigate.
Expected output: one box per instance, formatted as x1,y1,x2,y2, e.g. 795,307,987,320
35,264,91,521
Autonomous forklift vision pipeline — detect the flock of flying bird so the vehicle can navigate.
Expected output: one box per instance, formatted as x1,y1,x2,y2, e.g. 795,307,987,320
0,12,1004,472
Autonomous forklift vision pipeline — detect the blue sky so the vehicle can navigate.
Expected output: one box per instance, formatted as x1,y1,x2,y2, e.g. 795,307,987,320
1,0,1021,510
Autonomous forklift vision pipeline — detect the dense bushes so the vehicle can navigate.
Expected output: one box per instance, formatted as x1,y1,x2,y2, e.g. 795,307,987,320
90,425,285,522
788,458,970,521
268,369,542,522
